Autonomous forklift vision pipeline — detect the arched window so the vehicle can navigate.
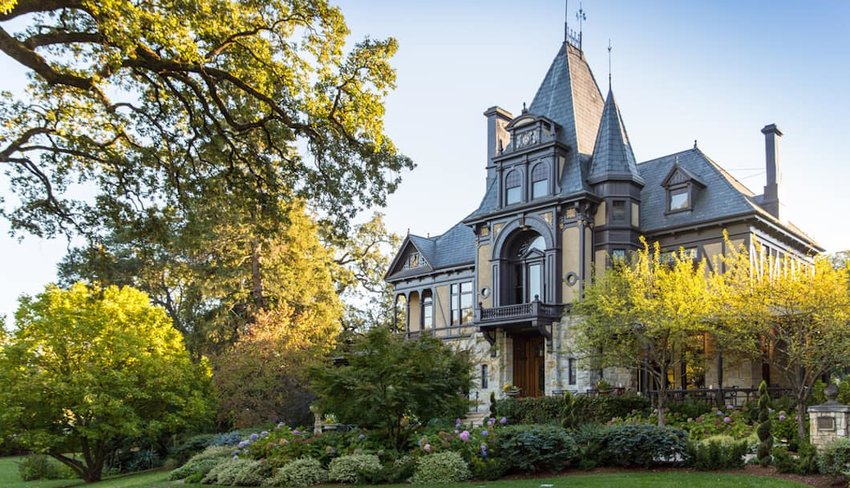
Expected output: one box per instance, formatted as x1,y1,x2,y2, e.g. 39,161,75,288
505,231,546,304
505,170,521,205
422,290,433,329
531,163,548,199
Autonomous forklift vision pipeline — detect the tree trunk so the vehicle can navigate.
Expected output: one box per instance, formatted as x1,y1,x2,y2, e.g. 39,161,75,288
796,392,808,443
657,380,666,426
251,239,265,309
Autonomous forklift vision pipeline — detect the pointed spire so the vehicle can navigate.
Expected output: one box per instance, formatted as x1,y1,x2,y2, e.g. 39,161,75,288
588,88,644,185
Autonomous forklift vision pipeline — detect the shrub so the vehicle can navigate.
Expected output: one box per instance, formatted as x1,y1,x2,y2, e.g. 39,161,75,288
359,455,418,485
493,392,649,427
773,442,819,475
234,460,272,486
819,437,850,478
17,454,77,481
495,424,576,472
599,424,689,468
570,423,609,470
211,431,245,447
266,457,327,487
170,433,216,465
468,457,507,480
757,381,773,467
689,437,748,470
666,397,715,419
202,457,259,485
411,452,471,484
328,454,382,484
169,446,233,481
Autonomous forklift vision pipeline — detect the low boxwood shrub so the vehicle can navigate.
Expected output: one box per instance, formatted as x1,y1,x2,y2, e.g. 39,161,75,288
493,393,650,427
689,437,748,470
17,454,77,481
818,437,850,478
599,424,689,468
411,452,471,484
495,424,576,472
169,446,232,481
266,457,327,487
328,454,382,484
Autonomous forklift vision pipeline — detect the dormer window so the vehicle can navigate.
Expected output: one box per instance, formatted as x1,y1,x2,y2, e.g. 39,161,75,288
661,162,706,214
668,187,689,212
531,163,549,199
505,170,522,205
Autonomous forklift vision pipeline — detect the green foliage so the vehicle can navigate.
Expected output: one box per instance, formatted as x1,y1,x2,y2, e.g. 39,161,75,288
17,454,77,481
616,404,753,441
811,376,850,406
570,423,609,470
169,446,233,481
1,0,413,242
468,456,508,481
170,434,217,466
773,442,819,475
689,438,748,470
327,454,382,484
0,283,214,482
311,327,472,449
495,424,576,472
410,452,471,484
492,392,649,427
818,437,850,478
598,424,690,468
199,456,270,485
248,425,377,469
666,398,715,420
362,455,417,485
267,457,328,487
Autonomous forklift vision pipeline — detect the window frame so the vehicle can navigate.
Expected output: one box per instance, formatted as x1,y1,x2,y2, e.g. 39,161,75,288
505,170,522,205
610,199,626,223
422,291,433,329
531,162,549,200
451,281,474,325
667,185,691,213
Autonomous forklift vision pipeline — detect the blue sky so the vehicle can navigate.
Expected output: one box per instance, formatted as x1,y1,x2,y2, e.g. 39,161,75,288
2,0,849,324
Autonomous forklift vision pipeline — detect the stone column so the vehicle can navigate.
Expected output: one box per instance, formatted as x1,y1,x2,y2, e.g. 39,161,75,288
808,384,850,450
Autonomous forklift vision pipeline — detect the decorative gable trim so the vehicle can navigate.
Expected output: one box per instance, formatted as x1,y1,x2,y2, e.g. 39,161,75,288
385,237,433,279
661,164,706,188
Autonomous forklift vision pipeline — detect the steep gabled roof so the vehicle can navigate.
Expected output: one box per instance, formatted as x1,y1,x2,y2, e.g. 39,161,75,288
588,88,644,185
385,223,475,282
528,43,605,197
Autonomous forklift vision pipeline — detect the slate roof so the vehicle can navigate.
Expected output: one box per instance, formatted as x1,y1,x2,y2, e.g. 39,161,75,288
528,43,604,197
386,223,475,281
588,88,643,184
637,148,820,249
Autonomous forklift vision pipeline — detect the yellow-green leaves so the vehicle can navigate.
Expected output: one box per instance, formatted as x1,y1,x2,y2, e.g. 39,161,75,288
0,282,214,481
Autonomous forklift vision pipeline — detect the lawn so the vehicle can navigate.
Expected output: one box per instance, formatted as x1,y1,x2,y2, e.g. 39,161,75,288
0,457,810,488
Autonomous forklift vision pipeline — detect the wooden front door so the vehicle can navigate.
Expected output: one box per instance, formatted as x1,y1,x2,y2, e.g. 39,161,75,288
512,334,545,397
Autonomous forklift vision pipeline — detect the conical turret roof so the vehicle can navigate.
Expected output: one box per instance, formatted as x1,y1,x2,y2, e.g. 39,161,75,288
588,87,644,185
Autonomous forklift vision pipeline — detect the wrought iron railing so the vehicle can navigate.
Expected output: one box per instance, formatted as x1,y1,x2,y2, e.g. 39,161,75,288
478,300,564,324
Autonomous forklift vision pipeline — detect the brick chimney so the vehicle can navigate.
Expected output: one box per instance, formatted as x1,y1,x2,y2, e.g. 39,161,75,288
484,106,512,188
761,123,783,219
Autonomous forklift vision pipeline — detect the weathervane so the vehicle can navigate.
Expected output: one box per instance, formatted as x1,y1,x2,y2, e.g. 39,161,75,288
608,39,613,88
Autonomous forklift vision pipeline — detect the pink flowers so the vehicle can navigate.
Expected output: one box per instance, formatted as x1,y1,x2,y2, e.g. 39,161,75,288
423,443,432,453
459,430,470,442
723,416,732,423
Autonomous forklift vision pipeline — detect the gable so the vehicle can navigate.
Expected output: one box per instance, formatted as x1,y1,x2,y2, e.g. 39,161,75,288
385,238,433,279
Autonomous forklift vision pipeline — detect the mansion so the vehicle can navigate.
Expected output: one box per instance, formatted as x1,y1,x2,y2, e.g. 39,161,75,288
385,37,822,403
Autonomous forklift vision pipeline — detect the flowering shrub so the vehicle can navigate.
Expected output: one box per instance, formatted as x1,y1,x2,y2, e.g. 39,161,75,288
247,424,376,469
201,457,259,485
410,451,471,484
614,405,752,441
267,457,327,487
328,454,382,483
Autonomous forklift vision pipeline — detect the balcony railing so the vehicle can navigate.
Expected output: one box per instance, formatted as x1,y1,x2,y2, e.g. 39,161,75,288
476,299,565,327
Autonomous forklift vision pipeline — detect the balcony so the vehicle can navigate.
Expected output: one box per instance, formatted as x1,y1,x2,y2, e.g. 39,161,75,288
476,299,566,347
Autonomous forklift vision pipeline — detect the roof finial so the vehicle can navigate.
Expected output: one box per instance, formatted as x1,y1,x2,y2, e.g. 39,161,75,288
564,0,569,44
522,102,528,114
576,1,587,50
607,38,613,90
694,139,698,149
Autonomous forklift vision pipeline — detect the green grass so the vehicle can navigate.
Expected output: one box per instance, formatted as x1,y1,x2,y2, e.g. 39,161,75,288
0,456,808,487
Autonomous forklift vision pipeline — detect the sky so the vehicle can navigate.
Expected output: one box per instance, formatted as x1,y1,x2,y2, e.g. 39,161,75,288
2,0,850,324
